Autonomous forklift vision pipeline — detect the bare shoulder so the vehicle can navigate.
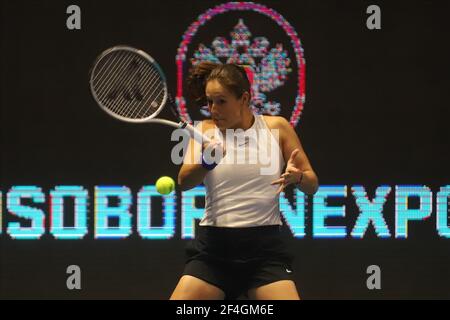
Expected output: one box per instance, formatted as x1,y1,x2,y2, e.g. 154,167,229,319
262,115,290,130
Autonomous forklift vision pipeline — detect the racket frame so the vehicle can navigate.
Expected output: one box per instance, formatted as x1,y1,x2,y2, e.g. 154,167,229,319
90,45,211,143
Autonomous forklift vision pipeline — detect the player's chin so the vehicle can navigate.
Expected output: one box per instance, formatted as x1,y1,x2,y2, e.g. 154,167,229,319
213,118,227,129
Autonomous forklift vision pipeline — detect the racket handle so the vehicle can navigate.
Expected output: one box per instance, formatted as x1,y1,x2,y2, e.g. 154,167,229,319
181,122,211,144
146,118,212,144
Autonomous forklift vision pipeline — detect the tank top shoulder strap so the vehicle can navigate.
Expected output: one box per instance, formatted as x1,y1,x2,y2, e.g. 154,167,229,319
257,114,272,131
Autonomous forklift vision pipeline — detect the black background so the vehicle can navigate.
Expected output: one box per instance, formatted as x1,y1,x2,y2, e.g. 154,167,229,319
1,0,449,299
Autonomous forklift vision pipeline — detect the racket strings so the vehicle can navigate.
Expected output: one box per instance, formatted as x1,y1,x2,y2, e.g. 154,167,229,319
107,56,154,116
125,66,163,118
93,51,139,112
95,51,134,101
91,50,166,120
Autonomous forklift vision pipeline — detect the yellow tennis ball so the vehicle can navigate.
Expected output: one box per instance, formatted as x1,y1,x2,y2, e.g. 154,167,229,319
156,176,175,195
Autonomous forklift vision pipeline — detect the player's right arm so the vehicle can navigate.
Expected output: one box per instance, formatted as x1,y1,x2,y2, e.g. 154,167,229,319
178,121,222,191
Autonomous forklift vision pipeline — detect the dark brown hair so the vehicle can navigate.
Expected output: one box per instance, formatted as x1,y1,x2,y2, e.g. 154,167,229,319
186,61,251,106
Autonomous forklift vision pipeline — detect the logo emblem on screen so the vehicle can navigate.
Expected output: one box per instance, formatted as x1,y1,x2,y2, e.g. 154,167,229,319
174,1,306,128
190,19,291,117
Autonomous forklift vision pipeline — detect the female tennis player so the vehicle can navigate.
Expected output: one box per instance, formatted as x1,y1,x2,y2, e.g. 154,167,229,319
170,62,319,300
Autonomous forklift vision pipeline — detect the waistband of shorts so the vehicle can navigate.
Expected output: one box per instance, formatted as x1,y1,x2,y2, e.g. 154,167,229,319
196,225,281,237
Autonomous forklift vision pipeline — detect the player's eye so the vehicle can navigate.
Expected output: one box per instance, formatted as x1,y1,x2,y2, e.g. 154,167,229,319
207,99,225,106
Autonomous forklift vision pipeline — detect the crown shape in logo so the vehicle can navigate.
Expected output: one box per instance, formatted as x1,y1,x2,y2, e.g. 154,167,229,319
190,19,292,116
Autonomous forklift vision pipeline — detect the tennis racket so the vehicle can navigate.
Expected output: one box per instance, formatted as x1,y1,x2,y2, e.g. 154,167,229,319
89,45,210,144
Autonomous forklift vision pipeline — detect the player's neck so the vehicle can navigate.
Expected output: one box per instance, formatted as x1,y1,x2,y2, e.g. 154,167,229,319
232,109,254,131
241,110,255,131
219,109,254,135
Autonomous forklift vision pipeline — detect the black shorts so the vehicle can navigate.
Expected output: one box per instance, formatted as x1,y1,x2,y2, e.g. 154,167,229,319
182,225,295,299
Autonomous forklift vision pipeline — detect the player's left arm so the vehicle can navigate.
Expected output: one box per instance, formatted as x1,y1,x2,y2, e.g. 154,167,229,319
270,116,319,195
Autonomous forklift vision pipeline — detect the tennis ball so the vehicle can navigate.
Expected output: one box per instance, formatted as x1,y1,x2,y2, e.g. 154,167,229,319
156,176,175,195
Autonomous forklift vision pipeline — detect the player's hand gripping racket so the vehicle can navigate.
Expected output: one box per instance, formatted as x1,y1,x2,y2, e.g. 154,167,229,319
89,45,211,145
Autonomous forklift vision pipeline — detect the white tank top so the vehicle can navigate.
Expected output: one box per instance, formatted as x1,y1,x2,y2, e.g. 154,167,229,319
200,114,285,227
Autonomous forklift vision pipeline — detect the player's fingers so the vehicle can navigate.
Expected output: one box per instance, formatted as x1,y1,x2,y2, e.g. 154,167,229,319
202,138,221,150
271,177,285,185
203,141,225,161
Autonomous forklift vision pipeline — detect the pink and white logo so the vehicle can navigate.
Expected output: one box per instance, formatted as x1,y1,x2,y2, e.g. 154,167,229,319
175,1,306,128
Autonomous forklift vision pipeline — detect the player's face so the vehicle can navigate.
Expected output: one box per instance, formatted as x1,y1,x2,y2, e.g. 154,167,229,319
205,79,248,130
